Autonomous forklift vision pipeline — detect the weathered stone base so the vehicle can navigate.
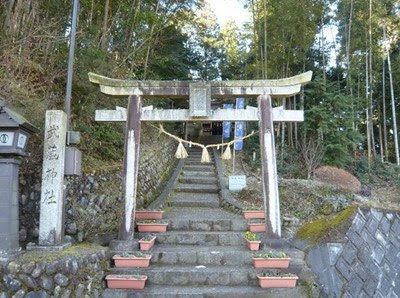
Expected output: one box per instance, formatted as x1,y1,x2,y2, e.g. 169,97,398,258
26,242,71,252
109,239,139,251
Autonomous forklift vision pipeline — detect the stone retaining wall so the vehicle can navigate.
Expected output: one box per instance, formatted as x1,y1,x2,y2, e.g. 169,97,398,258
19,131,177,244
0,244,109,297
307,208,400,297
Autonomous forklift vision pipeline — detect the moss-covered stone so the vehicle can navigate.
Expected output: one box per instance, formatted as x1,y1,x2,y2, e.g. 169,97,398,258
296,205,357,244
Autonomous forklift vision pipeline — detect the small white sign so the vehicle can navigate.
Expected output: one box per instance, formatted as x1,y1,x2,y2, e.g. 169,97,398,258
0,132,14,146
229,175,247,192
17,133,27,149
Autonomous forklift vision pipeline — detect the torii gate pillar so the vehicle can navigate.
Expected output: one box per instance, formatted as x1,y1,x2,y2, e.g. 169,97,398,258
258,94,281,238
119,95,141,241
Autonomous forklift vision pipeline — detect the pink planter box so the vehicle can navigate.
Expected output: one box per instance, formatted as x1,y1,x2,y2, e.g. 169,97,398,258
106,275,148,289
257,275,298,288
137,223,168,233
252,258,291,268
246,239,261,251
135,211,164,220
139,237,156,251
248,223,266,233
113,254,152,268
243,210,265,219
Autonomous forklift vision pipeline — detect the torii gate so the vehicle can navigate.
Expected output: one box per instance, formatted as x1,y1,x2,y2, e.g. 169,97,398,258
89,71,312,240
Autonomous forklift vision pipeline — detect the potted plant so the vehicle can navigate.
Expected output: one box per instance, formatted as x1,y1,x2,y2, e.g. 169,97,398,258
243,206,265,219
244,231,261,251
135,209,164,220
139,234,156,251
248,220,266,232
106,274,148,289
252,251,291,268
137,220,168,233
113,252,152,268
256,272,298,288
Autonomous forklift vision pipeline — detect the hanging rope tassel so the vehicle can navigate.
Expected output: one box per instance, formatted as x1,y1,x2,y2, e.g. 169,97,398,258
222,144,232,160
175,141,188,159
201,147,211,163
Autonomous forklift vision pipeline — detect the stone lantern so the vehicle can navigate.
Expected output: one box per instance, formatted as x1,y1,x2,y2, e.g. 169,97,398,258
0,99,38,256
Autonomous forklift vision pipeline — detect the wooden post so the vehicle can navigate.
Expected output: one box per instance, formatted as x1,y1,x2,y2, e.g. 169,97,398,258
119,95,142,240
258,94,281,238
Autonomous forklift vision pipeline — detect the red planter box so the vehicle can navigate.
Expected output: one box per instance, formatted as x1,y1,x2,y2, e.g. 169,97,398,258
252,257,291,268
243,210,265,219
257,275,298,288
113,254,152,268
137,223,168,233
135,211,164,220
139,236,156,251
248,223,266,233
246,239,261,251
106,275,148,289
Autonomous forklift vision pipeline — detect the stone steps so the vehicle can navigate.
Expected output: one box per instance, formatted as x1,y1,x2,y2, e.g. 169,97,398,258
182,165,216,172
139,245,305,268
178,176,218,184
181,170,215,177
153,231,245,246
175,183,219,193
103,285,307,298
162,207,247,231
169,193,220,208
109,265,259,286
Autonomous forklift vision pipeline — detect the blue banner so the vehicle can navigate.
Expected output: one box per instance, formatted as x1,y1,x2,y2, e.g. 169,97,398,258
223,104,234,139
234,98,245,151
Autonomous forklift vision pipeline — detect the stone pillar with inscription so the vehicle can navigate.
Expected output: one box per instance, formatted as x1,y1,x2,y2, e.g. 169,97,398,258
38,110,68,247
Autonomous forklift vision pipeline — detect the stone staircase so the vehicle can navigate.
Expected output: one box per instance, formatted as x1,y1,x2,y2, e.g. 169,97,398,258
103,148,310,297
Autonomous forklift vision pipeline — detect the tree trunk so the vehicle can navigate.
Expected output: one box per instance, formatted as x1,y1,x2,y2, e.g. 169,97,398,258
346,0,353,96
100,0,110,50
365,47,371,168
263,0,268,79
382,57,388,161
369,0,376,158
385,28,399,165
251,0,260,78
143,0,160,79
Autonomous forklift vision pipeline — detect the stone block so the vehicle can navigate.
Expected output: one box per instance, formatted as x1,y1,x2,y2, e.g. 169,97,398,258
371,209,384,221
385,244,399,264
375,230,389,248
342,242,357,265
350,213,366,234
159,252,178,265
169,272,189,286
190,221,212,231
390,218,400,236
379,216,391,235
178,251,196,264
353,261,368,282
336,257,351,280
197,251,222,265
346,230,364,249
378,274,392,297
363,277,379,297
349,276,364,298
361,229,376,249
213,220,231,231
371,243,385,265
366,216,380,235
230,270,249,285
327,243,343,266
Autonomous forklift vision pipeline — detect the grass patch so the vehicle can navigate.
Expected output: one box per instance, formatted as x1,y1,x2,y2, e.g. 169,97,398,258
296,205,357,244
16,243,107,264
